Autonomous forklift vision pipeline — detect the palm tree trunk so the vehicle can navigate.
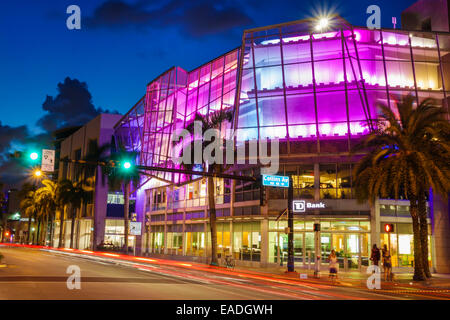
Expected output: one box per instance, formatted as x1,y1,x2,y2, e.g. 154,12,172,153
70,207,76,249
42,211,49,246
32,213,37,245
418,192,431,278
58,207,65,248
27,214,32,244
92,166,98,251
207,176,218,266
124,182,130,255
36,218,41,246
145,225,150,255
410,198,426,281
49,213,54,247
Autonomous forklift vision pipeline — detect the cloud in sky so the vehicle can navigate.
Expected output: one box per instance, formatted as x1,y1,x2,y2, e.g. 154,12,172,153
0,77,118,188
85,0,254,36
0,122,29,160
37,77,118,132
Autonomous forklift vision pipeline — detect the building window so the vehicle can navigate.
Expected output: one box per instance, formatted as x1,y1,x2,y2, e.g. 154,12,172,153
107,193,124,204
167,224,183,255
320,164,337,199
235,168,260,202
185,224,205,256
297,165,315,199
232,222,261,262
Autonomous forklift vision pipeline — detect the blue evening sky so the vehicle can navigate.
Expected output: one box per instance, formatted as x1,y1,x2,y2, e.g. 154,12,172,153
0,0,416,133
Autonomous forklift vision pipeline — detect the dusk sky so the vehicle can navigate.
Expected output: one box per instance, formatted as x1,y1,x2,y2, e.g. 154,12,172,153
0,0,416,133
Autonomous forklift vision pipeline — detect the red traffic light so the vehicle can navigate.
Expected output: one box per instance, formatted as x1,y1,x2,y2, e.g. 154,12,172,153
4,232,10,237
384,224,394,233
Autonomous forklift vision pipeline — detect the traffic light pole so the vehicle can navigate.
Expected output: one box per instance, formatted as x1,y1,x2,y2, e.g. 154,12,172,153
287,176,294,272
59,158,257,182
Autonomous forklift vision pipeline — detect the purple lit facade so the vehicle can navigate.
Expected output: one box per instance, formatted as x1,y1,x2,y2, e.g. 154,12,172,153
115,20,449,270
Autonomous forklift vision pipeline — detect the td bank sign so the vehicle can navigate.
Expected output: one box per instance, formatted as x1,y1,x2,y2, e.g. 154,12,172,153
293,200,326,213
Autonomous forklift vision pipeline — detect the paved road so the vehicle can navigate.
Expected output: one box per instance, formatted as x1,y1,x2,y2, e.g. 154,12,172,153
0,246,447,300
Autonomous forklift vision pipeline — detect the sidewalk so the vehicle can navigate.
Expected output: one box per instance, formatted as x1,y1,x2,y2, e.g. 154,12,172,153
2,243,449,292
229,264,450,290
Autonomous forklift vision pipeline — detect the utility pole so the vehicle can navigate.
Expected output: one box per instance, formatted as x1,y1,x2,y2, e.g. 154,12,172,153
287,176,294,272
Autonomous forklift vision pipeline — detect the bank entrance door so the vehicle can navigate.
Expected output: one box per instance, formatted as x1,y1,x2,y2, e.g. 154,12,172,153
330,233,362,271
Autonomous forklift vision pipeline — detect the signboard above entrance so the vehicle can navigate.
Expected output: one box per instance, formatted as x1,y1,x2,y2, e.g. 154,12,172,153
293,200,327,213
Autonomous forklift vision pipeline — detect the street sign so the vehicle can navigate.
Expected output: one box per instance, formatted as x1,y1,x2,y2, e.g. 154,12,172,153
293,200,326,213
262,174,290,188
129,221,142,236
41,149,55,172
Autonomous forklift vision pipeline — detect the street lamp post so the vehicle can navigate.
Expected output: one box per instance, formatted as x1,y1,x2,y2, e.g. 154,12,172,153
287,176,295,272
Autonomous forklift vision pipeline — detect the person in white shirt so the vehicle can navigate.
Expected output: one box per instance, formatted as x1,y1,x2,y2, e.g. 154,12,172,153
329,249,338,281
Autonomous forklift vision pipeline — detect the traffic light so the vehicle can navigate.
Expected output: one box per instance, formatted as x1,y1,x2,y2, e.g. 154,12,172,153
118,158,137,176
29,152,38,161
12,150,41,166
123,161,131,169
313,223,321,232
257,175,267,206
384,224,394,233
27,150,41,164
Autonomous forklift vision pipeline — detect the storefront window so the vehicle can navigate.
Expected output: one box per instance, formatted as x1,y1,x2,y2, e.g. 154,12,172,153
337,163,352,199
231,222,260,261
78,219,92,250
151,225,164,253
320,221,331,230
320,164,337,199
321,233,331,261
294,221,305,230
105,219,124,235
216,223,231,257
269,220,287,230
298,165,315,199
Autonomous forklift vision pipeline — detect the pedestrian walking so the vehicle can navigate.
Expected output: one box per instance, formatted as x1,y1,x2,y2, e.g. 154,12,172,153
328,249,338,281
382,244,392,281
370,244,381,270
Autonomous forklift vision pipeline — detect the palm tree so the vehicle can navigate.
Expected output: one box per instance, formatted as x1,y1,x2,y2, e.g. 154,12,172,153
35,180,58,246
409,100,450,277
18,183,37,244
104,144,140,254
177,109,233,266
353,95,450,281
19,190,37,244
51,179,74,248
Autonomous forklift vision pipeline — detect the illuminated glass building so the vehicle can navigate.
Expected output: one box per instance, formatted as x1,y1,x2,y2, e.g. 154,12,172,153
114,18,450,272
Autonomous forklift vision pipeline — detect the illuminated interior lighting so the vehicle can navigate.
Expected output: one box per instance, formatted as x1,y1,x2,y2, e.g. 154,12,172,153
313,32,337,40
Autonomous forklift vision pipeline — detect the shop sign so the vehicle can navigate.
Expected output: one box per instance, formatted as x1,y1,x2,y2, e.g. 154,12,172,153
293,200,326,213
129,222,142,235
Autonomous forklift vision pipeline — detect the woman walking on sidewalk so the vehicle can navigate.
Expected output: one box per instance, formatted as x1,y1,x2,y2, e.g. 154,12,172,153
382,245,393,281
328,250,338,282
370,244,381,270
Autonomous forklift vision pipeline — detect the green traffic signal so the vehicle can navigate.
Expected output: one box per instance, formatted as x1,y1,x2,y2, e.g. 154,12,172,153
29,152,39,161
123,161,131,169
